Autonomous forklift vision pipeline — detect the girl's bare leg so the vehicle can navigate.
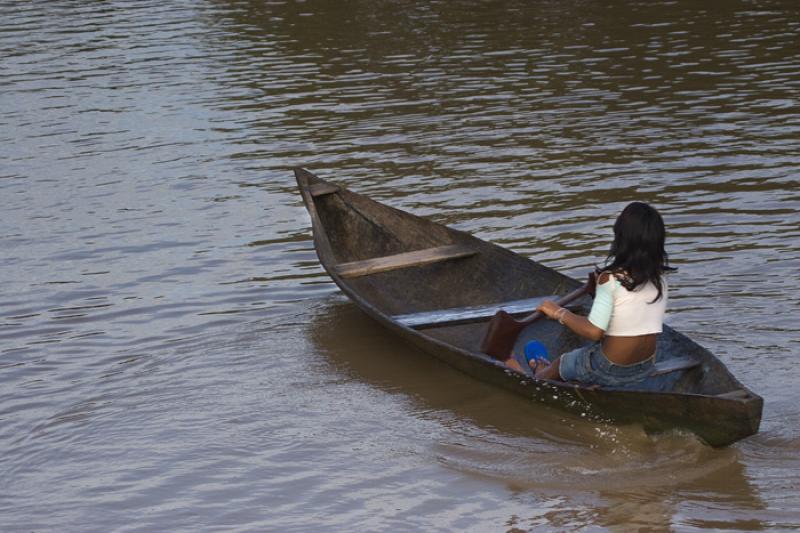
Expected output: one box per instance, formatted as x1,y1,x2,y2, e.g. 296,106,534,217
533,355,563,381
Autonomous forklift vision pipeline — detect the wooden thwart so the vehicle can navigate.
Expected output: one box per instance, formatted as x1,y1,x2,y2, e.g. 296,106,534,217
307,182,340,197
393,295,558,328
334,244,476,279
651,356,700,376
716,389,752,400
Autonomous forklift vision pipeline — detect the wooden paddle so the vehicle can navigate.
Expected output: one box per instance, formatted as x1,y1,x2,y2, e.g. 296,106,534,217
480,273,596,360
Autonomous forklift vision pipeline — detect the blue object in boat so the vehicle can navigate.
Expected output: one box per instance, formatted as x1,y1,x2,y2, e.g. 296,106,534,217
524,340,549,367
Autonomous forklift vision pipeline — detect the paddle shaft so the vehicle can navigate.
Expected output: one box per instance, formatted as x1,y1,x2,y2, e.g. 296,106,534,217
480,281,593,360
515,282,591,326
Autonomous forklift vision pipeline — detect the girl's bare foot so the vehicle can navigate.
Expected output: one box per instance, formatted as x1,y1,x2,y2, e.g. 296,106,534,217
505,358,524,373
529,357,551,377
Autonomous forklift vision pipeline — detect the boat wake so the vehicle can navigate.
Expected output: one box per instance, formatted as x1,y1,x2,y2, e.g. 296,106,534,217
434,425,742,492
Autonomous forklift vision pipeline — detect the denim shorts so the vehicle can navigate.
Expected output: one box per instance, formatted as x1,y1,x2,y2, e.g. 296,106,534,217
559,342,655,388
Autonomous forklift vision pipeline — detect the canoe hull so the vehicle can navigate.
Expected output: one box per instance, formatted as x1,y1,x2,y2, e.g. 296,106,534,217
354,290,762,447
295,168,763,447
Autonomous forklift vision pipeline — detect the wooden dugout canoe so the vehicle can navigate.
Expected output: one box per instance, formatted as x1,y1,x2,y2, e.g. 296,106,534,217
295,167,762,447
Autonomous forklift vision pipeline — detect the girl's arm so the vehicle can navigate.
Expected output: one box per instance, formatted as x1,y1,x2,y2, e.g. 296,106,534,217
537,300,605,341
537,272,614,342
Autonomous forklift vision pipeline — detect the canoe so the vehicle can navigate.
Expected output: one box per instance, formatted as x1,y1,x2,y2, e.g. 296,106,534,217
295,167,763,447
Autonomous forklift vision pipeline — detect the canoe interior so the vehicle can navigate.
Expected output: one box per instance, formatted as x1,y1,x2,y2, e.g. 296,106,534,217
296,168,762,445
311,181,578,316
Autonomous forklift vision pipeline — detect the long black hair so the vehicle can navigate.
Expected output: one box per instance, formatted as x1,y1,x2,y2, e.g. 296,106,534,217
603,202,675,302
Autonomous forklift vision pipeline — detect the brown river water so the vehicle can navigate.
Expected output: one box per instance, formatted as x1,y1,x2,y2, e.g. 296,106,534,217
2,0,799,531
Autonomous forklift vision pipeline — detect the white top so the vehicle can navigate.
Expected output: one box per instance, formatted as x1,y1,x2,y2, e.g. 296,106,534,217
587,274,667,336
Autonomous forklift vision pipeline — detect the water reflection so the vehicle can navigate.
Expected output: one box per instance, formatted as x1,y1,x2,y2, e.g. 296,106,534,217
309,296,766,529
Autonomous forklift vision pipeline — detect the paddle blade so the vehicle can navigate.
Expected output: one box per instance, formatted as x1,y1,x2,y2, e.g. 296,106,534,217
480,310,524,360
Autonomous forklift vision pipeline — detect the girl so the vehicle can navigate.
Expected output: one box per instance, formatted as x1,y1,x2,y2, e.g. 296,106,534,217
533,202,674,387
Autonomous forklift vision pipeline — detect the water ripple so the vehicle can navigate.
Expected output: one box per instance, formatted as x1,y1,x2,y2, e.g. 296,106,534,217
2,0,799,530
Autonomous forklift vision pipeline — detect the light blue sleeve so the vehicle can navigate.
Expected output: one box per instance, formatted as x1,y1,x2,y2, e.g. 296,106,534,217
587,277,614,331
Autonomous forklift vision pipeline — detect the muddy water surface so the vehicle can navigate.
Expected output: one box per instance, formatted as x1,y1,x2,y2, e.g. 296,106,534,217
2,0,799,530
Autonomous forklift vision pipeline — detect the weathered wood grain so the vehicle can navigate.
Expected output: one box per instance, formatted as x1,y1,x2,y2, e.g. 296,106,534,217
334,244,476,279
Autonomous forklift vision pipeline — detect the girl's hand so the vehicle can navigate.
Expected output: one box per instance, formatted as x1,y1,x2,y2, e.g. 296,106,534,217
537,300,563,320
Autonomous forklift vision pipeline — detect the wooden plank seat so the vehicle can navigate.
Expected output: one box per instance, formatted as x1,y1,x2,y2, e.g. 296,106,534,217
651,356,700,376
307,182,340,197
334,244,476,279
393,295,559,329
